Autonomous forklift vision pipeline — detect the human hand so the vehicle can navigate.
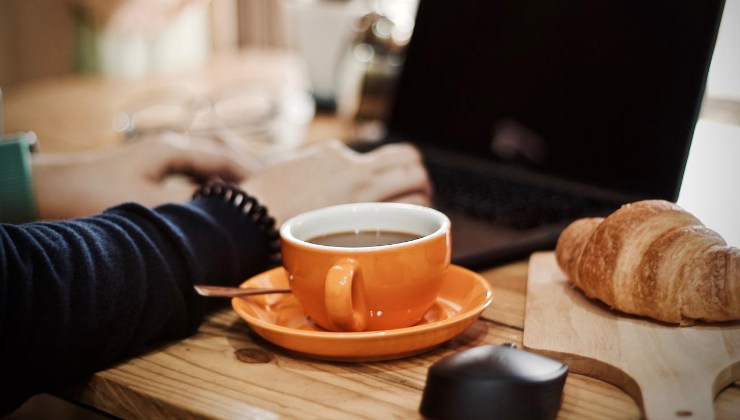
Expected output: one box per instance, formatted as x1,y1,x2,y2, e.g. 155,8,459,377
241,139,431,225
32,133,258,220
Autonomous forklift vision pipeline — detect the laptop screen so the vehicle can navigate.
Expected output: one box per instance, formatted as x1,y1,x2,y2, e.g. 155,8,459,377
388,0,725,201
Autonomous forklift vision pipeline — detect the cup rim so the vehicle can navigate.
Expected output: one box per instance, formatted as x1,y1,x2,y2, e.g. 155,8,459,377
280,202,450,252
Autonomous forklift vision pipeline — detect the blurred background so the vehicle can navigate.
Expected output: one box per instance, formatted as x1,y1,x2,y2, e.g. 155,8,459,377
0,0,422,158
0,0,737,135
0,0,418,107
0,0,736,94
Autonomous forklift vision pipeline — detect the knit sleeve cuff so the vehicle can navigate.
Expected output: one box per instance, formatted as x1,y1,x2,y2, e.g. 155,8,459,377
0,132,37,223
192,181,283,268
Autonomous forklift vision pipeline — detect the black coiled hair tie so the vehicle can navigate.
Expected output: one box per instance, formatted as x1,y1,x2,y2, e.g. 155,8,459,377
193,181,282,266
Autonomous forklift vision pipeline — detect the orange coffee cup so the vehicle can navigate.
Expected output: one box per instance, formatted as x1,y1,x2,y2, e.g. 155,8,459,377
280,202,451,332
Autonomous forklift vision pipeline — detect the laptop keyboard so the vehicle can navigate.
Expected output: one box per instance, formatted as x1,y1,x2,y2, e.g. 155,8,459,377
426,160,622,230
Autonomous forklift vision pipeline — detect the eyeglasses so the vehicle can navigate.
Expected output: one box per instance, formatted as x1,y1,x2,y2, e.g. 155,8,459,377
113,82,315,159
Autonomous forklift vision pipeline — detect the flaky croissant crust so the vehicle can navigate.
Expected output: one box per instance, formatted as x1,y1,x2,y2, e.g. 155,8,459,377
555,200,739,324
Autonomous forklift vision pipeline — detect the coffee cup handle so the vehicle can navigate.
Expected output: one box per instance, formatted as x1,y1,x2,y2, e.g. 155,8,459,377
325,258,367,332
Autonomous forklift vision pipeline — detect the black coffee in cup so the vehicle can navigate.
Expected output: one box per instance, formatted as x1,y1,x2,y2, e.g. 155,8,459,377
307,230,421,248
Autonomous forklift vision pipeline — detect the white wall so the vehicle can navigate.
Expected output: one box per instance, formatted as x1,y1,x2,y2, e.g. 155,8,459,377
705,0,740,101
677,0,740,247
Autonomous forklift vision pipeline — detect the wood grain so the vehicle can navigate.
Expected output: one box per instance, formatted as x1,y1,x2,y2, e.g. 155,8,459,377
56,262,645,420
524,251,740,419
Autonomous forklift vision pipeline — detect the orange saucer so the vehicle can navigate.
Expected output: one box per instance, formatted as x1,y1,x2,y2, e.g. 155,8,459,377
231,265,494,362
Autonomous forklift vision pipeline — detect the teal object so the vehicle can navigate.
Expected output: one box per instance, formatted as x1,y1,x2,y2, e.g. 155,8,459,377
0,132,38,223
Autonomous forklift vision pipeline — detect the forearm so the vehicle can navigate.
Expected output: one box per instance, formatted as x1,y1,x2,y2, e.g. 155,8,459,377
27,133,256,221
0,186,277,414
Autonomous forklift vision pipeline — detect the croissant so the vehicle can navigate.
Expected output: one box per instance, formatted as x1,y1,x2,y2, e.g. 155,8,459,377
555,199,739,324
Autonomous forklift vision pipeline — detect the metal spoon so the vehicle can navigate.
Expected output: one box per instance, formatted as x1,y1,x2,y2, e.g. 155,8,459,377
194,285,292,298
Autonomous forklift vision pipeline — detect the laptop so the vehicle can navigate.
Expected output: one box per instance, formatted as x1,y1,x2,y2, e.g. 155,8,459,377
350,0,725,269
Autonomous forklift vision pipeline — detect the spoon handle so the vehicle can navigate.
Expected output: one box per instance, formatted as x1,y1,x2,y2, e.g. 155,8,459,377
194,285,292,298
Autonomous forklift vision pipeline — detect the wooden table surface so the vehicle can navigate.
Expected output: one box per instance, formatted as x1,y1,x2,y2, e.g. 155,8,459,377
4,50,739,419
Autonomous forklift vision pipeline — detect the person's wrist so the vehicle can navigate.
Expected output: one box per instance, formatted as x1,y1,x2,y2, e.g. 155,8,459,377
0,132,38,223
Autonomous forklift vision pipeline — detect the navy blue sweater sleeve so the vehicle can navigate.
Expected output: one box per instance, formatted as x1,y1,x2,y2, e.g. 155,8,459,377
0,190,278,414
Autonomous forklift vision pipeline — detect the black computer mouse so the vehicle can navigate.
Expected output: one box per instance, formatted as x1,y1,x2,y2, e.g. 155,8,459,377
419,344,568,420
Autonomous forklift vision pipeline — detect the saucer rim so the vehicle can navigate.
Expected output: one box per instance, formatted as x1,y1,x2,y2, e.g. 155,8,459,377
231,264,494,338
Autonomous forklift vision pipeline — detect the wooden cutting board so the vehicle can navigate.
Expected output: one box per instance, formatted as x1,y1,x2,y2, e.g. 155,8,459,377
523,252,740,419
